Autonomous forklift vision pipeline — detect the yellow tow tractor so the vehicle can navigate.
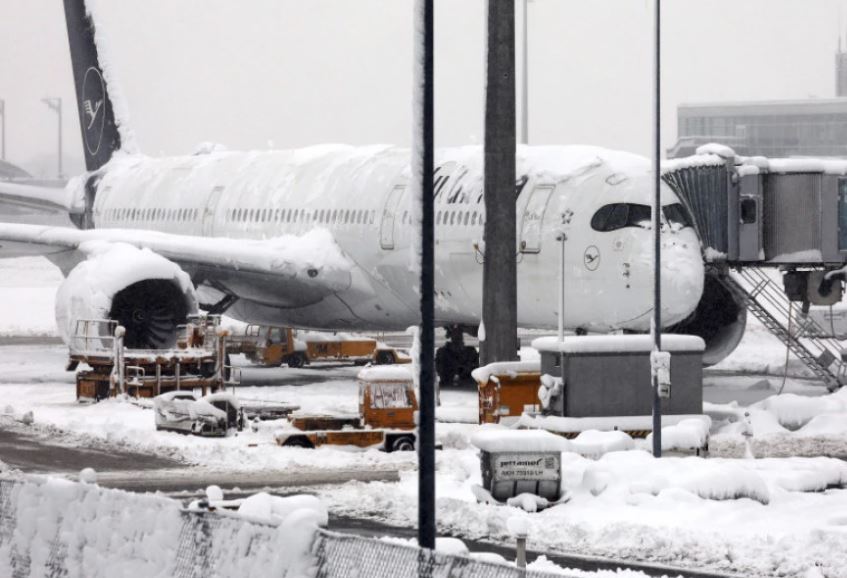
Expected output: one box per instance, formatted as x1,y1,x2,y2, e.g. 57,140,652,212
228,325,408,368
275,366,418,452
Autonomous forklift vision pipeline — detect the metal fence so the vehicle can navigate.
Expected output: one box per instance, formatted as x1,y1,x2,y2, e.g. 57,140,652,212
0,476,576,578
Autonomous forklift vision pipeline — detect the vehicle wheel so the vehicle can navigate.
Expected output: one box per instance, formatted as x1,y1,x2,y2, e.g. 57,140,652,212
283,436,312,448
374,350,395,365
390,436,415,452
285,354,305,368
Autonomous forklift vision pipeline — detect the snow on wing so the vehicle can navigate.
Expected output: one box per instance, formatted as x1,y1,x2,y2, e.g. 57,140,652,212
0,222,353,304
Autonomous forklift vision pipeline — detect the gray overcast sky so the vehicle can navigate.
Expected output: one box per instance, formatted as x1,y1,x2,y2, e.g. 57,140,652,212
1,0,846,177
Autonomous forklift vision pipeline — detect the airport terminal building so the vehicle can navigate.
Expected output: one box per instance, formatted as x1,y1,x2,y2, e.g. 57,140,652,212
669,47,847,159
669,98,847,159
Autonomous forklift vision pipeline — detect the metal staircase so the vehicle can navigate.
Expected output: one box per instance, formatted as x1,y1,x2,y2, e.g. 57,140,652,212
722,267,847,391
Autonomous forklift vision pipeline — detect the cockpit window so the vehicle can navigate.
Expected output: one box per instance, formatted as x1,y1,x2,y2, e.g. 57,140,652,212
590,203,652,232
662,203,694,230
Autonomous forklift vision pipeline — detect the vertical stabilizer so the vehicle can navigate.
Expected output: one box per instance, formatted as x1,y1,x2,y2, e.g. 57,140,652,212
63,0,121,172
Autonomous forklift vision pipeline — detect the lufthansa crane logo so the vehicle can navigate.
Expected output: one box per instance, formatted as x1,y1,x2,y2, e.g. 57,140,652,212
81,67,106,156
83,99,103,130
584,245,600,271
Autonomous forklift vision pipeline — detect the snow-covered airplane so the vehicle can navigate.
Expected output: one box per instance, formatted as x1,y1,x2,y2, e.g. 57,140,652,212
0,0,745,380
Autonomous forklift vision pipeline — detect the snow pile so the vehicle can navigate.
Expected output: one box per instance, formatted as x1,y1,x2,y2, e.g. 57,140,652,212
471,426,571,453
581,452,772,503
752,391,847,430
675,462,770,504
695,143,737,159
570,430,635,458
470,360,540,385
237,492,328,527
709,388,847,457
357,365,414,382
0,475,182,577
532,334,705,353
506,493,550,513
538,374,563,410
0,475,324,577
646,417,711,452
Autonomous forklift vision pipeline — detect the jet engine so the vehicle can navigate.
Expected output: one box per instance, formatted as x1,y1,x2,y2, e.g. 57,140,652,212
55,244,198,349
667,270,747,366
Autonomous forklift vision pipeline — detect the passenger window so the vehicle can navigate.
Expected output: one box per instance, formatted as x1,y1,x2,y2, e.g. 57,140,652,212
740,199,757,224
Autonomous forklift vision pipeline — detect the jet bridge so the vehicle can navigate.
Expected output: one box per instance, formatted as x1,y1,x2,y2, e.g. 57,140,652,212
663,145,847,389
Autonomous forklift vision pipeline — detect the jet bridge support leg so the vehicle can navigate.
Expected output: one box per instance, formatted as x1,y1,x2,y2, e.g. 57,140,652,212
435,325,479,385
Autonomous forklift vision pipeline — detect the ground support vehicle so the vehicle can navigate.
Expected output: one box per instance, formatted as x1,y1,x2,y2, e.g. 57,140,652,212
474,361,543,425
70,315,239,401
228,325,408,368
275,366,418,452
153,391,243,437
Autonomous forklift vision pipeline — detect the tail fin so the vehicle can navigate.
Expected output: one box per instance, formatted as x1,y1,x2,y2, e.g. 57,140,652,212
63,0,121,172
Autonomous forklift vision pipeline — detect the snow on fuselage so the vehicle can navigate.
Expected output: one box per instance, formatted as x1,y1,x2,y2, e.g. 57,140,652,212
89,144,704,332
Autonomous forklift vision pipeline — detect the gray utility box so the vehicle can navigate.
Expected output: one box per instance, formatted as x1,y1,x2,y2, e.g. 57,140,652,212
471,430,569,503
532,335,704,418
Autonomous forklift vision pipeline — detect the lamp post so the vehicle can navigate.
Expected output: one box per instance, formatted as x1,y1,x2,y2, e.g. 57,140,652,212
0,99,5,161
42,97,63,179
651,0,663,458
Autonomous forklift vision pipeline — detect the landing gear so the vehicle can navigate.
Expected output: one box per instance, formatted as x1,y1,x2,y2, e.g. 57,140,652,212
435,325,479,386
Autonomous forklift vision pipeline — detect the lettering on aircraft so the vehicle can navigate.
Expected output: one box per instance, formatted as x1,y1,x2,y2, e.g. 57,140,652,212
432,164,529,205
82,67,106,155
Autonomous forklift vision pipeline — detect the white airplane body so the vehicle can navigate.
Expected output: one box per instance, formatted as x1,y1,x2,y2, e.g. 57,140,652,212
77,144,704,333
0,0,723,367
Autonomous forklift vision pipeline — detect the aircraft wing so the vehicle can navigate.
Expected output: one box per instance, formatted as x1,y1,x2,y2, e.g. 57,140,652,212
0,223,353,301
0,181,77,215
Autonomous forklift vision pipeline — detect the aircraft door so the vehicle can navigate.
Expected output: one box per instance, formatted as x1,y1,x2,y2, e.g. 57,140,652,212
519,184,555,253
380,185,406,250
202,185,226,236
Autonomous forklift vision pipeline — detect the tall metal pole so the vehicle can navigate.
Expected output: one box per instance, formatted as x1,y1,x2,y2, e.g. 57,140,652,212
414,0,436,552
651,0,663,458
520,0,529,145
482,0,518,366
0,99,5,161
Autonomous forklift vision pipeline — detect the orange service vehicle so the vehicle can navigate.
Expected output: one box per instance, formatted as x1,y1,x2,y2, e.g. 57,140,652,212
229,325,408,368
275,366,417,452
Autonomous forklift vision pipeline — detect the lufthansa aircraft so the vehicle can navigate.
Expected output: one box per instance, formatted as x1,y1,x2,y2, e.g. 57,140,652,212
0,1,741,380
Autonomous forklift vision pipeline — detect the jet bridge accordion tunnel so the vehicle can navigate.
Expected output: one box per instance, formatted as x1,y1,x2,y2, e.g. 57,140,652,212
663,151,847,309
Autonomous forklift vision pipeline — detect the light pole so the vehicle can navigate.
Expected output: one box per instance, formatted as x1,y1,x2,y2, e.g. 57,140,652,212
42,97,63,178
0,99,5,161
651,0,663,458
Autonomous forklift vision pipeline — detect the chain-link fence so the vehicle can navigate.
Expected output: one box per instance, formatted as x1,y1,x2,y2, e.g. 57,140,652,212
0,476,577,578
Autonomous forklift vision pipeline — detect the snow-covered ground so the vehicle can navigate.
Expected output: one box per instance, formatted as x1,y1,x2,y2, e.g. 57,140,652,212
4,256,847,576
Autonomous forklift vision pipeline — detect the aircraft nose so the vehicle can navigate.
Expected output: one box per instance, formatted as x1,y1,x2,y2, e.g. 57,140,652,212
660,238,705,324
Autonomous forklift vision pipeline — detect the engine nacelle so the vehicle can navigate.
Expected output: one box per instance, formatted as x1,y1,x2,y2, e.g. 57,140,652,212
56,244,198,349
668,270,747,366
